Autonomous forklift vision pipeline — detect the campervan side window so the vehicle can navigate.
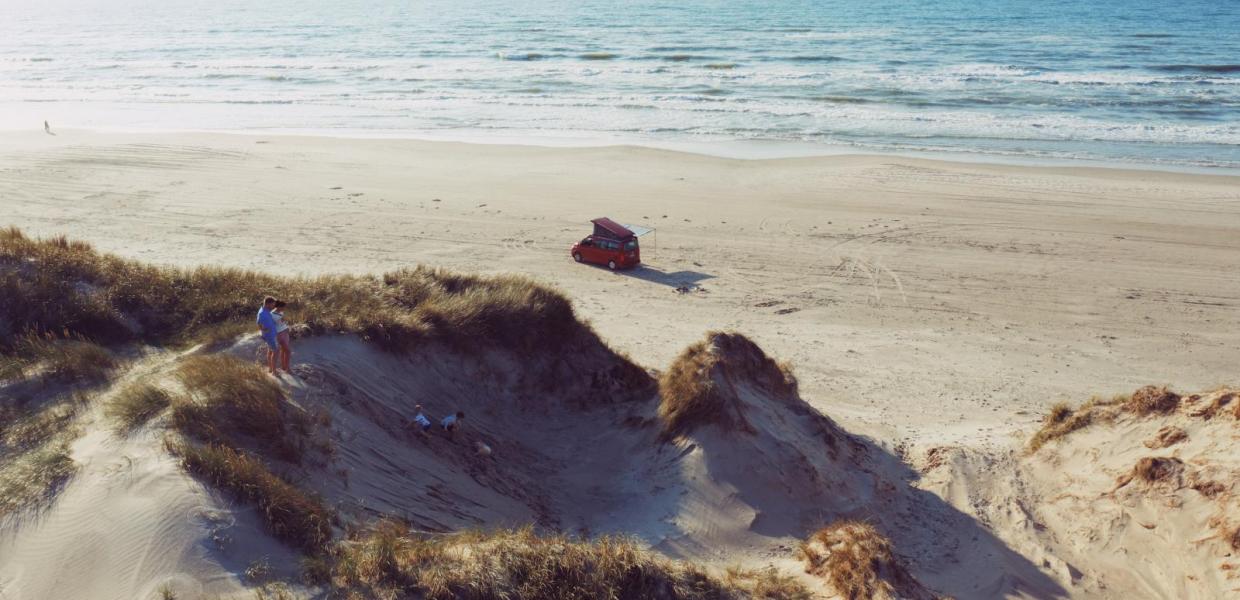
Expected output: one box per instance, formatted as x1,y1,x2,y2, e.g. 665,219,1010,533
624,239,638,251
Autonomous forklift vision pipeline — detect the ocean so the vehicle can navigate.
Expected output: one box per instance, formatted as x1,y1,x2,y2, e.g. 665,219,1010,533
1,0,1238,169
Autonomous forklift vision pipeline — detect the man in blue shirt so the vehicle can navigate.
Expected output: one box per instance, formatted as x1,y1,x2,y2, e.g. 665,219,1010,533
256,296,279,375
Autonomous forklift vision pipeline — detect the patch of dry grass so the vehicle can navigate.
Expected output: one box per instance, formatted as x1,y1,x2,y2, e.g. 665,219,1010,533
0,437,75,518
4,333,116,384
1114,456,1185,491
331,520,809,600
658,331,797,439
722,566,814,600
106,381,172,430
1028,402,1095,453
1029,385,1198,452
0,387,88,517
172,354,307,462
1126,385,1180,416
798,521,938,600
165,353,331,554
252,583,299,600
1189,392,1234,420
2,394,84,451
167,440,331,554
1143,425,1187,449
1028,394,1130,453
1,227,599,357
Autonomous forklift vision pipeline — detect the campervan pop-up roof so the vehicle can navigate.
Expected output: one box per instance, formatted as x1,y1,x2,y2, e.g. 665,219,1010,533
591,217,634,240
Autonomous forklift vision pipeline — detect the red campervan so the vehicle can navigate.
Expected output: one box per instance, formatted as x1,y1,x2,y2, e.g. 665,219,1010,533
571,217,641,270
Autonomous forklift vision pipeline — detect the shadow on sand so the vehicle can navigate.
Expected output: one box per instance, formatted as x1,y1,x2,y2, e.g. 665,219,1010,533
618,265,714,291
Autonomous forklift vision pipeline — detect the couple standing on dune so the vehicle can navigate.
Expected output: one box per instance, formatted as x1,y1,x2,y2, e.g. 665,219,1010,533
256,296,292,375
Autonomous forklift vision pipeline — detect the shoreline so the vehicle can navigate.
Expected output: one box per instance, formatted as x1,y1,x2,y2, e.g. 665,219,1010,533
6,123,1240,178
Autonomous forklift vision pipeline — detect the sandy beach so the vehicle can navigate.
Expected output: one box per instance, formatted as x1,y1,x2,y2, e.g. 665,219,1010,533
4,130,1240,599
3,130,1238,447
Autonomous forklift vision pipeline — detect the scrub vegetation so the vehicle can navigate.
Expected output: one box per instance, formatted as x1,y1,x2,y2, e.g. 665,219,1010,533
0,226,616,357
328,521,811,600
167,441,332,553
798,521,939,600
0,391,88,517
658,331,797,439
106,381,173,430
167,354,329,552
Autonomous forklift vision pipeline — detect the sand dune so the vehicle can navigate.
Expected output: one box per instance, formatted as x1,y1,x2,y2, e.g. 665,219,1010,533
915,388,1240,598
10,321,1233,598
0,352,298,600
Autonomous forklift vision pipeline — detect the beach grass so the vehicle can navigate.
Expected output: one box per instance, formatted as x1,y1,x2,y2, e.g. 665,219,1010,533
1,226,595,357
167,440,331,554
106,381,173,430
658,331,796,439
798,520,935,600
331,520,810,600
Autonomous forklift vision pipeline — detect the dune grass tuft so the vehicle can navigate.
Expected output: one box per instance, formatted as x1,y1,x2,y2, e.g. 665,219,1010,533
4,332,116,384
168,440,331,553
330,520,809,600
1028,402,1094,453
1189,392,1234,420
722,566,814,600
1143,425,1187,449
2,393,86,451
0,387,88,517
1125,385,1180,416
1114,456,1185,491
798,521,938,600
106,381,173,430
1029,385,1198,452
252,583,298,600
658,331,797,439
1028,393,1131,452
172,354,307,462
0,437,75,518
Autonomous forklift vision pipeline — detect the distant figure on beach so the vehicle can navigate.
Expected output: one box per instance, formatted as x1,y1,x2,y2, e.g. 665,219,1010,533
441,411,465,438
256,296,278,375
273,300,292,373
410,404,433,436
43,120,54,136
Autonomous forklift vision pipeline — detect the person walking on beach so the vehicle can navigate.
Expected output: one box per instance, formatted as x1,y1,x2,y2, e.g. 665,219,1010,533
256,296,279,375
273,299,292,373
441,411,465,439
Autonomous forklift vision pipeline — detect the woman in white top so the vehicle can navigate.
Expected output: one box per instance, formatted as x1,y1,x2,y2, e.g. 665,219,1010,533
273,300,292,373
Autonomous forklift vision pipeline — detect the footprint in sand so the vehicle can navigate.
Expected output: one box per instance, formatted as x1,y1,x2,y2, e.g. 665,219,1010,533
754,300,783,308
775,307,801,315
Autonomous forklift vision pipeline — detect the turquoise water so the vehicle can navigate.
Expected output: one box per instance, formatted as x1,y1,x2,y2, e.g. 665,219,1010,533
2,0,1238,168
